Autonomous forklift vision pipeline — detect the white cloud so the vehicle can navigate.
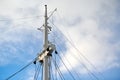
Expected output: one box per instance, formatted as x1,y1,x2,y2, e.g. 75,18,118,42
49,0,120,74
0,0,120,76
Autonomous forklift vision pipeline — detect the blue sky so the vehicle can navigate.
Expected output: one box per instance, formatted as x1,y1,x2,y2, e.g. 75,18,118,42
0,0,120,80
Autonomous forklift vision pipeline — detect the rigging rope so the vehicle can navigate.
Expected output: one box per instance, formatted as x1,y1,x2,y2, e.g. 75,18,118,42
50,59,55,80
52,31,100,80
57,54,77,80
34,63,42,80
55,53,58,80
64,35,102,80
0,15,43,21
41,64,43,80
5,58,37,80
50,21,104,80
52,34,98,80
52,57,66,80
55,12,105,80
57,46,82,80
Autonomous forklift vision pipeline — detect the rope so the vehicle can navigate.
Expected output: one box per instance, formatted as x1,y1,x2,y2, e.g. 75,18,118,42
5,58,37,80
50,60,55,80
50,21,104,80
57,54,77,80
0,15,43,21
53,32,100,80
57,47,82,80
34,63,42,80
52,57,65,80
55,12,105,80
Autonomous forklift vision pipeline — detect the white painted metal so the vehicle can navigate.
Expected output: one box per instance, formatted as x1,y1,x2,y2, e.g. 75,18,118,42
44,5,48,49
38,5,56,80
43,5,49,80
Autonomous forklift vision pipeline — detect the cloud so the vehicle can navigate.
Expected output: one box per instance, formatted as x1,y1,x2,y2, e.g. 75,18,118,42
47,0,120,74
0,0,120,77
0,21,43,66
0,0,44,66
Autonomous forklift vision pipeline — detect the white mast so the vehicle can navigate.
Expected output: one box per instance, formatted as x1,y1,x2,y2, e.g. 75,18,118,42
43,5,49,80
38,5,55,80
44,5,48,49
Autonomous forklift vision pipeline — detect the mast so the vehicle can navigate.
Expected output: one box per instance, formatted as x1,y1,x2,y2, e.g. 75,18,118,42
43,5,49,80
44,5,48,49
38,5,55,80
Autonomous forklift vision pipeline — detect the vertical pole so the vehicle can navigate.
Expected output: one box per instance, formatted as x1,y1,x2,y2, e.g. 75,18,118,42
44,5,48,49
43,5,49,80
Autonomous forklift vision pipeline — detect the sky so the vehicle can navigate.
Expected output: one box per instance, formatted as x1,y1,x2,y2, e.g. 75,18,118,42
0,0,120,80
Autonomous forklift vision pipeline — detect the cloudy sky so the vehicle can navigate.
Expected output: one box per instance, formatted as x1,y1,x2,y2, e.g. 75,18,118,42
0,0,120,80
